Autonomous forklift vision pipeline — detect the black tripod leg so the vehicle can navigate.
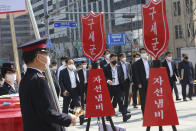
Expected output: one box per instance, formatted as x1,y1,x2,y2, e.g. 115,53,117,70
146,126,151,131
86,118,91,131
108,116,116,131
172,125,177,131
159,126,163,131
101,117,107,131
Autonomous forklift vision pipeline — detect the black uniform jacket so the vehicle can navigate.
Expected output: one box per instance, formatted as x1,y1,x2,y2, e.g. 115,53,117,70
161,59,179,81
103,64,124,87
100,59,108,68
59,68,80,96
19,68,72,131
77,69,89,85
0,82,17,96
134,58,150,87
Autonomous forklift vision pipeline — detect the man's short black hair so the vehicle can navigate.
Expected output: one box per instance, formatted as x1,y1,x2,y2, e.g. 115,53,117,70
65,57,73,64
76,63,82,68
82,61,87,64
110,54,117,59
165,51,171,56
22,50,37,65
61,56,68,62
139,48,146,53
51,60,57,65
119,53,126,58
133,53,141,58
182,54,187,58
103,49,110,55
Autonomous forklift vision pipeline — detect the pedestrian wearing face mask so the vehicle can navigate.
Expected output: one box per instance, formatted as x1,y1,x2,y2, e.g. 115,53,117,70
18,38,76,131
0,62,18,96
56,56,68,82
134,48,150,116
100,49,111,68
59,58,81,114
77,61,89,125
132,53,141,108
162,51,181,101
118,53,132,114
178,54,195,101
50,60,60,98
104,54,131,122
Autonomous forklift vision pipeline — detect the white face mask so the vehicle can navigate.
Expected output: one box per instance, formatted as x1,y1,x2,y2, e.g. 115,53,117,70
82,64,87,69
141,53,148,60
167,57,172,61
38,54,50,67
6,74,16,83
135,58,140,62
122,58,126,63
106,54,110,60
62,61,66,66
68,64,76,70
52,66,57,70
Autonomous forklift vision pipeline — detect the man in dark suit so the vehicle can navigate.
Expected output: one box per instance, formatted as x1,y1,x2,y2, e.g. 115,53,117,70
18,38,76,131
100,49,110,68
77,61,89,125
178,54,195,101
78,61,89,109
104,54,131,122
161,51,181,101
0,62,18,96
118,53,132,113
134,48,150,116
59,58,81,114
132,53,141,108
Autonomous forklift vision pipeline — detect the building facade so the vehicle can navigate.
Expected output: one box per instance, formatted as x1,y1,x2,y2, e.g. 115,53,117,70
0,14,34,62
30,0,196,59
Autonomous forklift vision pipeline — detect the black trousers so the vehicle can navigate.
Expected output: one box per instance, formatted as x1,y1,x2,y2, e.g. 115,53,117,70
132,83,139,106
122,79,130,111
181,81,193,99
138,80,148,116
169,78,180,99
109,85,126,115
81,83,87,109
62,88,81,114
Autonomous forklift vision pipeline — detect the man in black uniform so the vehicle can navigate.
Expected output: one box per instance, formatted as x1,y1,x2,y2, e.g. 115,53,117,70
161,51,181,101
100,49,110,68
18,38,76,131
178,54,195,101
0,62,18,96
104,54,131,122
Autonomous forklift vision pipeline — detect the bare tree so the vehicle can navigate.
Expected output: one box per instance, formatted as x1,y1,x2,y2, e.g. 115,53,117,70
182,0,196,47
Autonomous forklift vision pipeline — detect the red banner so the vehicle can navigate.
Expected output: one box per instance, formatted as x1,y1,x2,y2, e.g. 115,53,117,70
143,68,179,127
142,0,169,59
85,69,115,118
81,11,106,62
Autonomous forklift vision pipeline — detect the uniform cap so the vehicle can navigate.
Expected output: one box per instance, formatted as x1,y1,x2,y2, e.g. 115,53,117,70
18,38,48,53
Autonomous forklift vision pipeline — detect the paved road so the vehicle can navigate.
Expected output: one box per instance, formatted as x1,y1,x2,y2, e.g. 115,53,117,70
63,85,196,131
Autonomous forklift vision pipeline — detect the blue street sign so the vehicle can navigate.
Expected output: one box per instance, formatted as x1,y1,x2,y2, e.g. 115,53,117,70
108,33,126,46
46,39,54,49
54,22,77,28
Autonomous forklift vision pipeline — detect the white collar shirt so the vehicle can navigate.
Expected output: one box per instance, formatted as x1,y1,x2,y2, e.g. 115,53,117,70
142,59,150,79
121,62,128,80
68,69,77,88
83,69,87,84
166,60,173,77
110,64,119,85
